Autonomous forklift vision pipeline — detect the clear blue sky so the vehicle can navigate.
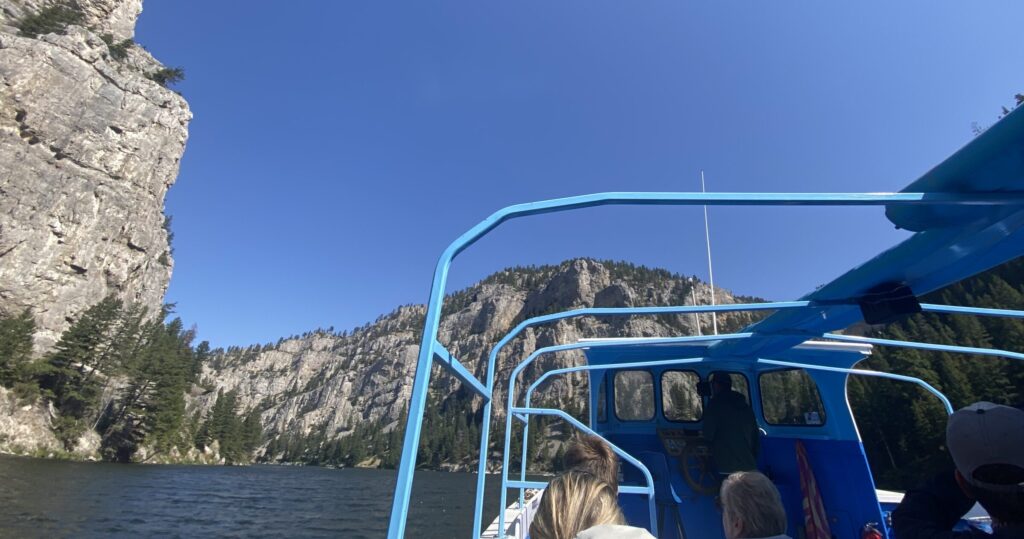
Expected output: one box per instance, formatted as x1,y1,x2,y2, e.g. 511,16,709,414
135,2,1024,349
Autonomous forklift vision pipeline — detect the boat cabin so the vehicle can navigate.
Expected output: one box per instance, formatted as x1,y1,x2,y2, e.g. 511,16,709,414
583,339,881,539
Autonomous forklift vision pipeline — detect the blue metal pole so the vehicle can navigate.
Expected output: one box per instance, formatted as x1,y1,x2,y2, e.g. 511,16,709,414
519,406,530,510
920,303,1024,319
756,358,954,415
387,252,457,538
821,333,1024,363
471,365,499,538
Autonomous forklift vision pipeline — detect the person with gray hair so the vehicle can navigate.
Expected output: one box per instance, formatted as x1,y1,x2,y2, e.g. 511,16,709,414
719,471,792,539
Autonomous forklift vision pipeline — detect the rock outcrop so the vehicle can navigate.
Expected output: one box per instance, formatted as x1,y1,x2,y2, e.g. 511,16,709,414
0,0,190,350
199,259,764,460
0,386,61,455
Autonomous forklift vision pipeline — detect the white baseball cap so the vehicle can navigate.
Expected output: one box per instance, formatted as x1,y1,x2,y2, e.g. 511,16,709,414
946,401,1024,493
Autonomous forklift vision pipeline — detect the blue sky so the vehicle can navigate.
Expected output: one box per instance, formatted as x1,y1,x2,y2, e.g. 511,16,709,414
135,2,1024,348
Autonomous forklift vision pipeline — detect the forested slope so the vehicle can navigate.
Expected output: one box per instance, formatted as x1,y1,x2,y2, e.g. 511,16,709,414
850,258,1024,490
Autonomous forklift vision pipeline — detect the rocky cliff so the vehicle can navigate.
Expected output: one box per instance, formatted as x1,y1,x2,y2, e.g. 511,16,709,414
199,259,764,461
0,0,190,351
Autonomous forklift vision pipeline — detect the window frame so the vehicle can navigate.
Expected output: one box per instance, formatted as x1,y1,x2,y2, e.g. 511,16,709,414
613,369,657,422
757,368,828,427
660,369,704,423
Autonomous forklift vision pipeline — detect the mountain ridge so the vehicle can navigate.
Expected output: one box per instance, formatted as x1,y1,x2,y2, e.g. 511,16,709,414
195,257,765,467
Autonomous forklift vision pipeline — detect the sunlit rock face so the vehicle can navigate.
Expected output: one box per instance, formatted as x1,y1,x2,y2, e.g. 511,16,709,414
0,386,61,454
200,259,762,460
0,0,190,350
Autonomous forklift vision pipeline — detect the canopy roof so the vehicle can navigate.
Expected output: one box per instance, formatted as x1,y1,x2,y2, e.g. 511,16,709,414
710,106,1024,360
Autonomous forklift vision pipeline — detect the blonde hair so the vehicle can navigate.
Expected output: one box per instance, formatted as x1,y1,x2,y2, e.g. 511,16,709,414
563,435,620,490
529,471,626,539
720,471,788,538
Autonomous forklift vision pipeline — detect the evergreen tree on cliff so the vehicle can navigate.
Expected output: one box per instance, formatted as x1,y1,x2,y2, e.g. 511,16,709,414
37,295,122,445
0,309,35,388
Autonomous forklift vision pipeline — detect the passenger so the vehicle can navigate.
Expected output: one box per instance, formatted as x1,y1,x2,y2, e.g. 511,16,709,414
529,471,654,539
892,401,1024,538
563,435,619,491
719,471,792,539
703,373,760,478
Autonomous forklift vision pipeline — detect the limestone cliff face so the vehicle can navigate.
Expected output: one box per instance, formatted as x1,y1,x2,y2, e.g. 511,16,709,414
0,0,190,350
0,385,60,454
200,259,763,458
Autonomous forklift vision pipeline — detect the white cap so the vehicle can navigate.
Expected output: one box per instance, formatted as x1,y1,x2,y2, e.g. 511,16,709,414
946,401,1024,492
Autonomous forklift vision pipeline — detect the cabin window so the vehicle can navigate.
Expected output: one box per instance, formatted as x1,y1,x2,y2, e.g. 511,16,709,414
614,370,655,421
597,375,607,422
662,370,702,422
712,371,751,404
758,368,827,426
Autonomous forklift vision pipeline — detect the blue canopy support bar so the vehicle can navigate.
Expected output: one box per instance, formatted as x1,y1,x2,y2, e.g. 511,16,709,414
388,192,1024,539
756,358,955,415
820,333,1024,363
432,342,490,402
920,303,1024,319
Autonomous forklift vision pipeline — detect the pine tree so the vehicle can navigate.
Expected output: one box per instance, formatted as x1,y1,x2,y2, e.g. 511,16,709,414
0,309,35,387
38,296,122,447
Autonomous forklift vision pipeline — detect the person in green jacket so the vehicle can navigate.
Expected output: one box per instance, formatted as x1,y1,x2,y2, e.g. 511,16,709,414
703,373,760,479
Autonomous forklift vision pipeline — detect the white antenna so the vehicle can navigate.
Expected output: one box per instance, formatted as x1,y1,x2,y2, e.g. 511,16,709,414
701,170,719,335
689,277,702,336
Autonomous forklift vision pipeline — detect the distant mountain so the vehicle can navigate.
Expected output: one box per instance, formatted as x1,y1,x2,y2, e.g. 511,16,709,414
197,258,765,468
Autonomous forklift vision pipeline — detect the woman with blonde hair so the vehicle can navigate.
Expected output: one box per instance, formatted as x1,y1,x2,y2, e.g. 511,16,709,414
719,471,792,539
529,471,654,539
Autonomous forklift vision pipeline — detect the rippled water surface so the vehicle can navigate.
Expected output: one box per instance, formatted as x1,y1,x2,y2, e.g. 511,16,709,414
0,455,501,538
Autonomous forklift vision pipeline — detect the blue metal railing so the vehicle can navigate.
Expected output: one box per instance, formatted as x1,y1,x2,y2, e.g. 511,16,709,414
821,333,1024,363
499,334,757,536
755,358,954,414
386,192,1024,539
506,407,658,537
518,357,708,518
472,301,810,536
920,303,1024,319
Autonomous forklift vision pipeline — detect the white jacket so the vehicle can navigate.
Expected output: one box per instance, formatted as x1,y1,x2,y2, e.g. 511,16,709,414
575,524,657,539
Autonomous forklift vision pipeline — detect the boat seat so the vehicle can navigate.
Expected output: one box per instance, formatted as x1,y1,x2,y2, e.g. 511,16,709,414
636,451,687,539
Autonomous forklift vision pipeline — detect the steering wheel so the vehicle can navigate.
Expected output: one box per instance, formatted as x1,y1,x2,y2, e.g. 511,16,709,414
680,440,720,496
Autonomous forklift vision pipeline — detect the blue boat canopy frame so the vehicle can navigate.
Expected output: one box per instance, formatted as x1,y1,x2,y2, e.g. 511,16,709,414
386,106,1024,539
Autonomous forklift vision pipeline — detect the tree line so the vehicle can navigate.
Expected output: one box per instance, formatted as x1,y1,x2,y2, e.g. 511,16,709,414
849,257,1024,489
3,255,1022,475
0,297,260,463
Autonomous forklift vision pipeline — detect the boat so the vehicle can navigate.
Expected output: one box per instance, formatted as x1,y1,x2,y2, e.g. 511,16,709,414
386,104,1024,538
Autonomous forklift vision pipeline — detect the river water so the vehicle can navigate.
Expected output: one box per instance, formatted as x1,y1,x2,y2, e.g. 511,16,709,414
0,455,502,538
